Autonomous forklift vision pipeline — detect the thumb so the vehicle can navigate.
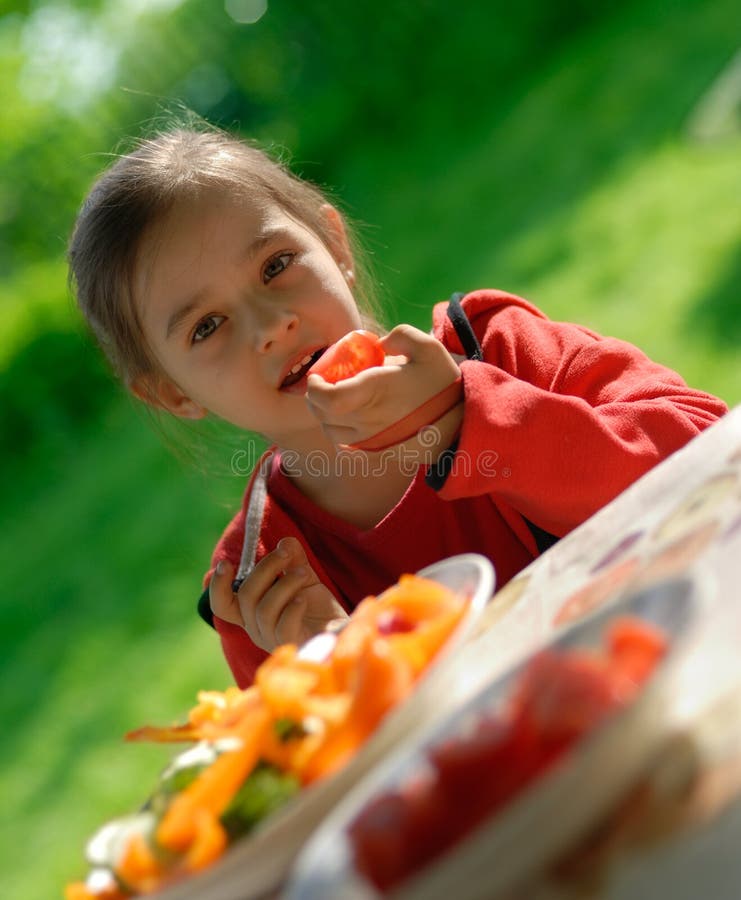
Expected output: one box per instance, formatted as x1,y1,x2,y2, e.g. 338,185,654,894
208,559,242,626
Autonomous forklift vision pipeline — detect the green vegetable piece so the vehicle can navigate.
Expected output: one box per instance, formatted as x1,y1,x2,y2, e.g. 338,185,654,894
221,762,301,839
273,717,306,742
146,743,219,817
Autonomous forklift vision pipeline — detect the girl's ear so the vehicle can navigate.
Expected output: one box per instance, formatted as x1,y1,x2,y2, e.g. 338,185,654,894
320,203,354,283
130,374,206,420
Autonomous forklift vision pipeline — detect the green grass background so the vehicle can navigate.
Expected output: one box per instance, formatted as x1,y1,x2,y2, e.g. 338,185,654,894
1,1,740,897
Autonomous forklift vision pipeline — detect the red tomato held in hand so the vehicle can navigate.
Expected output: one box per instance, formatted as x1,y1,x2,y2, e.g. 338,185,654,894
307,330,384,383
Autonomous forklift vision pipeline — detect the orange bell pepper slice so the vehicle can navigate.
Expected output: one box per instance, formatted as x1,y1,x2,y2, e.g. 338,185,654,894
156,707,270,853
330,617,376,691
302,635,415,784
65,884,128,900
386,606,466,675
125,723,205,744
375,575,464,622
181,809,229,874
116,832,166,894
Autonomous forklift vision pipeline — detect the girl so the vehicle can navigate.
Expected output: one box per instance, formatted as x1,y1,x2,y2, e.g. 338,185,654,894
69,126,727,688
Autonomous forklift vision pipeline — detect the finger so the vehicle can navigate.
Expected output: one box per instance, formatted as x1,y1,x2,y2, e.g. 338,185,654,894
307,366,392,394
274,592,308,646
306,369,398,417
234,547,292,640
255,567,313,646
208,560,242,626
304,392,364,432
305,375,362,417
306,372,336,396
247,546,292,593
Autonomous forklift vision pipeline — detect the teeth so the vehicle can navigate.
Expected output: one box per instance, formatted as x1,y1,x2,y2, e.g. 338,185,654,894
289,354,313,375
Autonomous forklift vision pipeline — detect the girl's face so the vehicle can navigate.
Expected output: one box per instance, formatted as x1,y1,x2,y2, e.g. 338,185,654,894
133,192,362,449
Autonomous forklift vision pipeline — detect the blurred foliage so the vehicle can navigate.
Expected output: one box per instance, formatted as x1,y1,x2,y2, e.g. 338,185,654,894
1,1,740,898
0,0,613,478
0,325,113,465
0,0,607,270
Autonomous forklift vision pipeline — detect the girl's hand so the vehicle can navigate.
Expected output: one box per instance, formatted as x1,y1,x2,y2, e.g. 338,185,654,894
306,324,462,454
209,537,348,652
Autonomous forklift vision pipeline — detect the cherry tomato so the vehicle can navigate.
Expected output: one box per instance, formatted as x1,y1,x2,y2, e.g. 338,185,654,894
429,714,535,831
429,714,513,801
606,616,668,683
349,778,449,891
376,610,416,635
397,776,451,871
348,792,409,891
307,330,384,384
510,650,627,749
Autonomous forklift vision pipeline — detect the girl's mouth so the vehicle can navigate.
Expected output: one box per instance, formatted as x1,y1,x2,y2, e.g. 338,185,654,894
280,348,326,391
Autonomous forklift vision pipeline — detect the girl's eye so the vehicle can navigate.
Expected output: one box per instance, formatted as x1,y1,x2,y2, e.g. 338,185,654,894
263,252,294,283
192,315,225,344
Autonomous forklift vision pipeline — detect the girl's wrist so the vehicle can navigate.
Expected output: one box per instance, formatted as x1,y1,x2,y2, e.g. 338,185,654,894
422,403,465,489
414,401,464,464
379,401,463,471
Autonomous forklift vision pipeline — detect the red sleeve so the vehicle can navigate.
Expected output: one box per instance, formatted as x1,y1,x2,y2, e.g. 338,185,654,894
214,618,269,688
202,505,247,588
434,290,728,536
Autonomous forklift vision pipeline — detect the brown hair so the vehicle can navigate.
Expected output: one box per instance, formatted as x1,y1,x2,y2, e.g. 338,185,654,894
68,125,384,392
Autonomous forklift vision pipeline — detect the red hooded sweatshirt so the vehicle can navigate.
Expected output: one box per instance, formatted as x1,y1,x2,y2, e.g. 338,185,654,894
203,290,727,686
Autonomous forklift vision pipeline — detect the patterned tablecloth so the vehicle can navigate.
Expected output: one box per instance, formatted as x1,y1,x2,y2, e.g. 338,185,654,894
458,403,741,900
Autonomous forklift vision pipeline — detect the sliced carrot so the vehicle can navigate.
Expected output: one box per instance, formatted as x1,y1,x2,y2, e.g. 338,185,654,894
303,638,415,784
182,809,229,873
127,688,262,744
350,637,416,732
256,655,322,721
387,607,466,676
64,885,96,900
64,884,126,900
189,686,261,731
376,576,464,623
260,722,324,774
298,721,365,785
331,619,376,691
156,708,270,853
125,723,205,743
116,832,166,894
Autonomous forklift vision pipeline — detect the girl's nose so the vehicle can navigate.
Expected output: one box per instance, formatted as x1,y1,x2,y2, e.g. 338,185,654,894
253,305,299,354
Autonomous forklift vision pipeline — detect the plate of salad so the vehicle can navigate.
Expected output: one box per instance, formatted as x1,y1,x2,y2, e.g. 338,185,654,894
285,575,700,900
65,553,494,900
